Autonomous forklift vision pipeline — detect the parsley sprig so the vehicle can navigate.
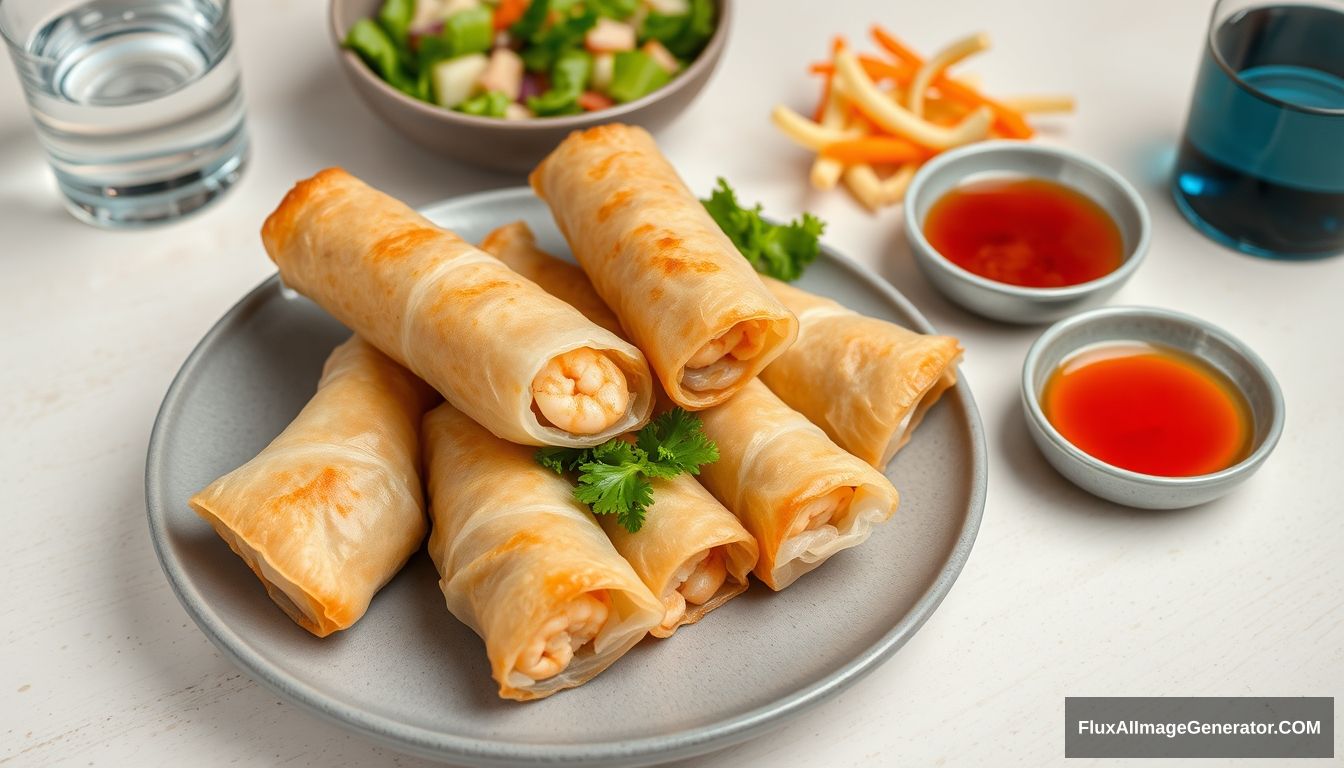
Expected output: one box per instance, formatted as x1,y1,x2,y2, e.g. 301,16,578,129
701,178,826,282
536,408,719,533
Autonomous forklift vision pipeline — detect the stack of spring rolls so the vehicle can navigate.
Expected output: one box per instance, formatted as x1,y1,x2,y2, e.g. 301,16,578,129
190,124,962,702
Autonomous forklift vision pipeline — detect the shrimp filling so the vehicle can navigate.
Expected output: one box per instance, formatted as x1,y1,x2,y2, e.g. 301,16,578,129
515,592,610,681
658,548,729,629
786,487,856,539
682,320,769,391
531,348,630,435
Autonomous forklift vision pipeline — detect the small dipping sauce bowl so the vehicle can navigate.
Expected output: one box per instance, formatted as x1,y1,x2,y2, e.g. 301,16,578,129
904,141,1151,324
1021,306,1284,509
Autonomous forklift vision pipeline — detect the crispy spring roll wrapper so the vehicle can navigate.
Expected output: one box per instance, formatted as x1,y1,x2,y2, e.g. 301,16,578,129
480,221,625,336
189,337,437,637
261,167,653,447
759,277,963,470
422,404,663,701
697,380,901,591
482,221,759,636
530,125,798,410
599,474,758,638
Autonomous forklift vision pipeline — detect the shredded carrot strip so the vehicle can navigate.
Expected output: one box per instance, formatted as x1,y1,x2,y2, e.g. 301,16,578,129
812,36,848,121
494,0,528,30
820,137,928,164
870,25,1033,138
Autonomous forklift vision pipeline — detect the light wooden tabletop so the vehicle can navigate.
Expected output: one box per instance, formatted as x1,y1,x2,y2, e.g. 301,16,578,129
1,0,1340,765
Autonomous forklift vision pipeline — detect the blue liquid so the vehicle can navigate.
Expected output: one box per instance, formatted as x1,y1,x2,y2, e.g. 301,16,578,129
1173,4,1344,259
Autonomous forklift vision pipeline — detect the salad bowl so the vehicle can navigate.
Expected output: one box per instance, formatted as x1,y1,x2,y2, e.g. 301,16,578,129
329,0,731,173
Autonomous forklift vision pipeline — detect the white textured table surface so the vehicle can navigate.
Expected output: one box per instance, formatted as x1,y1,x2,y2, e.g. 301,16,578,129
2,0,1340,766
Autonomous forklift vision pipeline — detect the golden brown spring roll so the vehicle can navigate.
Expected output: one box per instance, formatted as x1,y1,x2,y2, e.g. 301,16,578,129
482,222,759,635
759,277,963,470
530,125,798,410
190,337,436,637
261,168,653,447
697,380,900,591
423,404,663,701
598,476,758,637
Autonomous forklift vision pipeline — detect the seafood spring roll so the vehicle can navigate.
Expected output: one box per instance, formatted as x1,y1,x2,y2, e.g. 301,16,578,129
759,277,963,469
483,222,759,636
422,404,663,701
697,380,900,591
261,168,653,447
599,478,758,637
190,337,436,637
530,125,798,410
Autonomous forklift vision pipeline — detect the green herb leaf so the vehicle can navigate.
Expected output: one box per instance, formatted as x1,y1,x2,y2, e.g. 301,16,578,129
456,89,512,117
701,178,825,282
636,408,719,475
527,48,591,115
515,3,597,73
573,446,654,532
532,411,718,533
589,0,638,20
536,446,588,474
639,0,714,59
345,19,418,96
511,0,551,40
376,0,415,45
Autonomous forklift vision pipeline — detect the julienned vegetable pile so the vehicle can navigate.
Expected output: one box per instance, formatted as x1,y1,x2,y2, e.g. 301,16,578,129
345,0,716,119
773,26,1076,211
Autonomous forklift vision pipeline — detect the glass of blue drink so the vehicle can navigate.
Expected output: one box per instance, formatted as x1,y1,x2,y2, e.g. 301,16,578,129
1,0,248,228
1173,0,1344,259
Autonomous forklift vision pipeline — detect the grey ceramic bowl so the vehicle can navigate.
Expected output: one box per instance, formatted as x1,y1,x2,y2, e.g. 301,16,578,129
904,141,1151,324
1021,306,1284,509
329,0,731,173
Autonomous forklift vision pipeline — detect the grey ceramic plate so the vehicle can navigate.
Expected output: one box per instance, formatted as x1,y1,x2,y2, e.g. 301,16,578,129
145,188,987,767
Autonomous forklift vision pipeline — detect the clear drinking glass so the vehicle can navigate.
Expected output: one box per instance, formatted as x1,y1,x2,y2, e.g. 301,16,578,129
1172,0,1344,259
1,0,248,227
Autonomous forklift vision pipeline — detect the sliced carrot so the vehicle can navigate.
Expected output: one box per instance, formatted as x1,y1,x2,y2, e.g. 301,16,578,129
820,136,928,164
810,55,913,82
578,91,615,111
495,0,528,30
812,36,848,121
869,25,1033,138
870,25,922,66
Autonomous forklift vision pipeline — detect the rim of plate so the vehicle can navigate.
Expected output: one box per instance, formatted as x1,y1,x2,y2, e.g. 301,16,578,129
145,187,988,766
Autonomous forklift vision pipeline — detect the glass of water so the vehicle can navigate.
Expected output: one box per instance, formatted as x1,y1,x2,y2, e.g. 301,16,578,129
1172,0,1344,259
1,0,248,227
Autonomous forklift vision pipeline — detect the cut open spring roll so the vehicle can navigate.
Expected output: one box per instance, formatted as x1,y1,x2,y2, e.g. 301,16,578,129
261,167,653,447
760,277,963,469
598,475,758,637
530,124,798,410
483,221,759,635
422,403,663,701
697,380,900,591
190,337,437,637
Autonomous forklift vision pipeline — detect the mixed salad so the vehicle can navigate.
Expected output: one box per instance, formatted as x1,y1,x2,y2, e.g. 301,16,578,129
345,0,716,119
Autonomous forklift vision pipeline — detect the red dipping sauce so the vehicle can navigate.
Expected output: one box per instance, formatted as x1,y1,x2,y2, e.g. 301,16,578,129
924,177,1125,288
1041,342,1254,477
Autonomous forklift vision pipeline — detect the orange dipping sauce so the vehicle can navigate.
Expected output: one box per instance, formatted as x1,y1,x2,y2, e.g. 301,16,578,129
924,177,1125,288
1041,343,1254,477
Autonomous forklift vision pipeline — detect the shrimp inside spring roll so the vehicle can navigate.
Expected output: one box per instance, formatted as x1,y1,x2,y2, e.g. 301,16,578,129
696,380,900,590
530,124,798,410
531,347,631,435
482,221,760,634
261,168,653,447
422,403,663,700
